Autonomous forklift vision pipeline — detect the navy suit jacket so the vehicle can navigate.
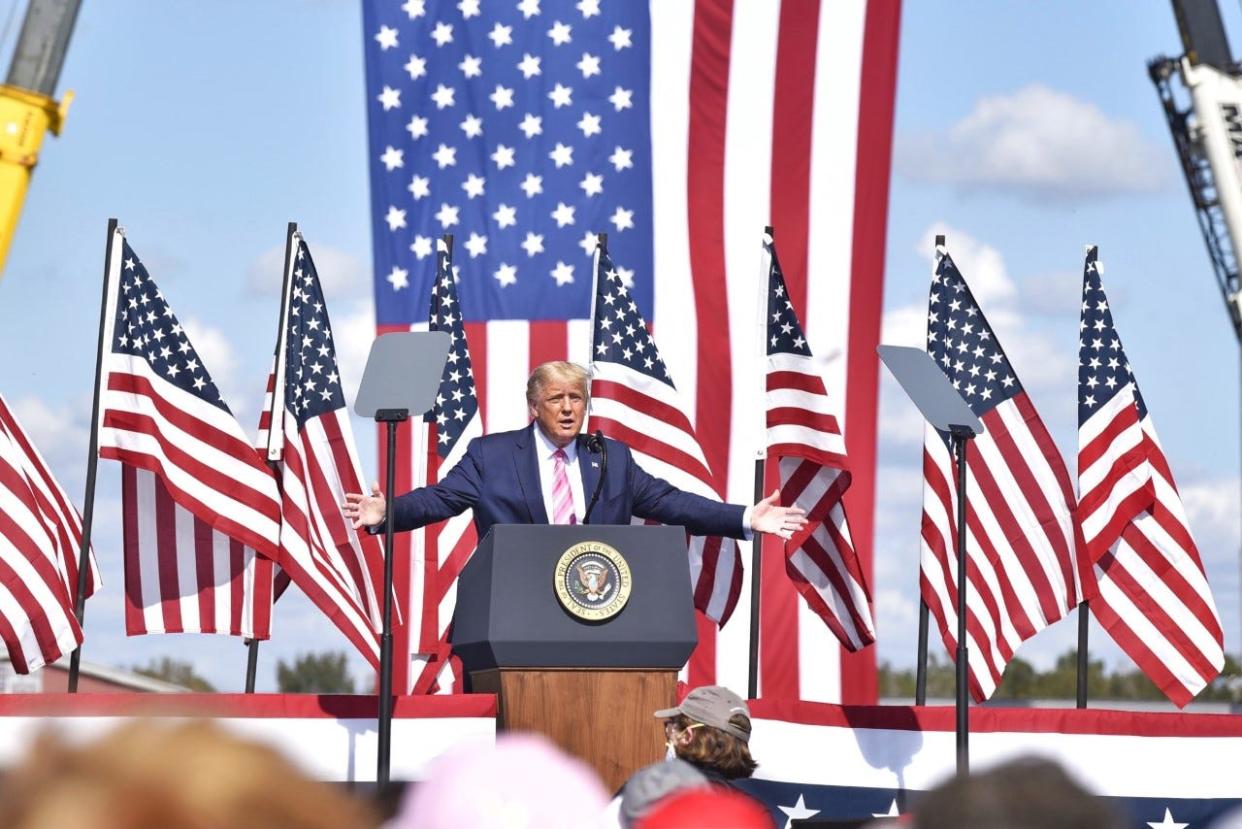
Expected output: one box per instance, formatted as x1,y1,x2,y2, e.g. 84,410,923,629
389,423,746,540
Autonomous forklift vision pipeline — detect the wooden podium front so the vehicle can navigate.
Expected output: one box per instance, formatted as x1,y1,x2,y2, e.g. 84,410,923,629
471,668,676,791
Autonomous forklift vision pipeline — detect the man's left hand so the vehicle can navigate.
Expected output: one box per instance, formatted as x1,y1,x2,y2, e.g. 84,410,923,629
750,489,808,540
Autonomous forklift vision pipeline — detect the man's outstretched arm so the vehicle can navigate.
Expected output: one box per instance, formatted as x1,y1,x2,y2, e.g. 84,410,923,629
342,442,483,532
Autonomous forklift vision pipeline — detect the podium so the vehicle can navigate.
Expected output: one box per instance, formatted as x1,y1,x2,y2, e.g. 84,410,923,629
451,524,697,790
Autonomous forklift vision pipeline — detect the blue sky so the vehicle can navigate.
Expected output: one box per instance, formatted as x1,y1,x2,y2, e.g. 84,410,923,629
0,1,1237,698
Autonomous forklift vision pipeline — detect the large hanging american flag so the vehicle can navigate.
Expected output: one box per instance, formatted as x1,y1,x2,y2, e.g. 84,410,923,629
762,234,874,656
362,0,900,701
1076,247,1223,706
920,247,1082,701
588,242,742,625
258,237,387,668
0,394,99,672
97,230,283,640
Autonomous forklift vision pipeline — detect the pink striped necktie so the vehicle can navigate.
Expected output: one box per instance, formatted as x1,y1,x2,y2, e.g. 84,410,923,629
551,448,576,525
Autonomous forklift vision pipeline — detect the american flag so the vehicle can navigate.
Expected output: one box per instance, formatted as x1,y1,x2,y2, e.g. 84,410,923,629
362,0,900,700
588,243,742,625
259,237,387,668
120,466,274,638
763,234,874,654
1076,247,1223,706
920,247,1081,701
410,237,482,695
0,394,99,672
98,231,284,641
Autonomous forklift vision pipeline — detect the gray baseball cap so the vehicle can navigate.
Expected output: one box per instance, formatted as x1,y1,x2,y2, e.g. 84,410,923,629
654,685,751,742
620,759,709,827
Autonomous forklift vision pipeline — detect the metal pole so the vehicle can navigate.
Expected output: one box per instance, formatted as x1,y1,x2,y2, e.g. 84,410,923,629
747,457,764,700
247,223,298,694
6,0,81,95
68,218,118,692
919,232,947,710
244,640,259,693
951,428,971,776
915,601,929,705
376,415,404,788
1075,602,1089,708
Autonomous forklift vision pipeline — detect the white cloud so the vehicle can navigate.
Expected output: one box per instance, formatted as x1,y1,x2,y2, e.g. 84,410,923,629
1179,478,1241,549
1018,269,1086,317
886,223,1076,405
246,242,366,298
897,84,1169,202
333,296,379,408
9,395,93,478
180,316,246,415
917,223,1016,309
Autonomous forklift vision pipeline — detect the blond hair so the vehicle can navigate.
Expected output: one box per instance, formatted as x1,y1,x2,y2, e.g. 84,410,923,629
0,720,378,829
525,361,590,406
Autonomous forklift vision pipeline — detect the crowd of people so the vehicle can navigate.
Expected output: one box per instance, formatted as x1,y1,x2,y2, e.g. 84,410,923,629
0,682,1212,828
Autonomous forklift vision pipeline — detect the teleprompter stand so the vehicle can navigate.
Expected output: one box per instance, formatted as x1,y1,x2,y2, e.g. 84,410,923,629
878,345,983,777
354,331,451,789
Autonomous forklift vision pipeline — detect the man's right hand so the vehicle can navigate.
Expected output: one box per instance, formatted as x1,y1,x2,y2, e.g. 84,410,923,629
343,481,387,529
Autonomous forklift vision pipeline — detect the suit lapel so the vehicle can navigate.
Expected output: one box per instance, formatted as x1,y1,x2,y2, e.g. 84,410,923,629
514,423,547,524
577,434,602,524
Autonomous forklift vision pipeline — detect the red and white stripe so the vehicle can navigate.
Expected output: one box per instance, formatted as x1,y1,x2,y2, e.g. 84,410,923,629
766,348,875,653
920,394,1083,701
0,395,100,603
98,246,283,569
383,0,899,702
121,466,273,638
0,395,97,672
1085,417,1224,706
406,409,482,696
267,403,386,668
260,244,389,670
99,356,284,562
590,358,744,627
1078,384,1150,561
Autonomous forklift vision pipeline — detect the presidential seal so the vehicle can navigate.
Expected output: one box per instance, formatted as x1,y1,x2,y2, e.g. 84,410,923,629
553,541,632,621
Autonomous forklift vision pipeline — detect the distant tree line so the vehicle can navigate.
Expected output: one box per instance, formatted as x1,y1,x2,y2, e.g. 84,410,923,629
880,651,1242,703
132,651,356,694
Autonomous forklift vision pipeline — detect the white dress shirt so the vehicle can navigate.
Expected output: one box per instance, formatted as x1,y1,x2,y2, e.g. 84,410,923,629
532,424,586,524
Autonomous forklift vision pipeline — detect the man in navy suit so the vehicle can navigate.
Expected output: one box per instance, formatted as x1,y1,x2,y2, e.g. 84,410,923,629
344,361,806,541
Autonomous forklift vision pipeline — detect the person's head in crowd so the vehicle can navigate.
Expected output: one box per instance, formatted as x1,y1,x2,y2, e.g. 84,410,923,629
636,788,775,829
620,758,710,828
0,720,377,829
912,756,1124,829
391,733,609,829
654,685,758,780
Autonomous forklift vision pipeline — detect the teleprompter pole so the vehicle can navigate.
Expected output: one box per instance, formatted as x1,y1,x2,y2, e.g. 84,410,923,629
950,425,974,777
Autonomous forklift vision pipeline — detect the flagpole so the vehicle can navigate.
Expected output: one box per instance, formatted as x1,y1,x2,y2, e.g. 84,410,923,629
68,218,121,692
748,227,775,700
915,235,946,706
1074,246,1096,710
244,221,299,693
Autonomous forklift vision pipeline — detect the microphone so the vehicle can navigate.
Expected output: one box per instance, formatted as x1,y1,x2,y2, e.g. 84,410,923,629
583,429,607,524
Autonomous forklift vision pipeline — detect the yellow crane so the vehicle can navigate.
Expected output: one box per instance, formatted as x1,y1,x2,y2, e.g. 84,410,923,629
0,0,78,280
